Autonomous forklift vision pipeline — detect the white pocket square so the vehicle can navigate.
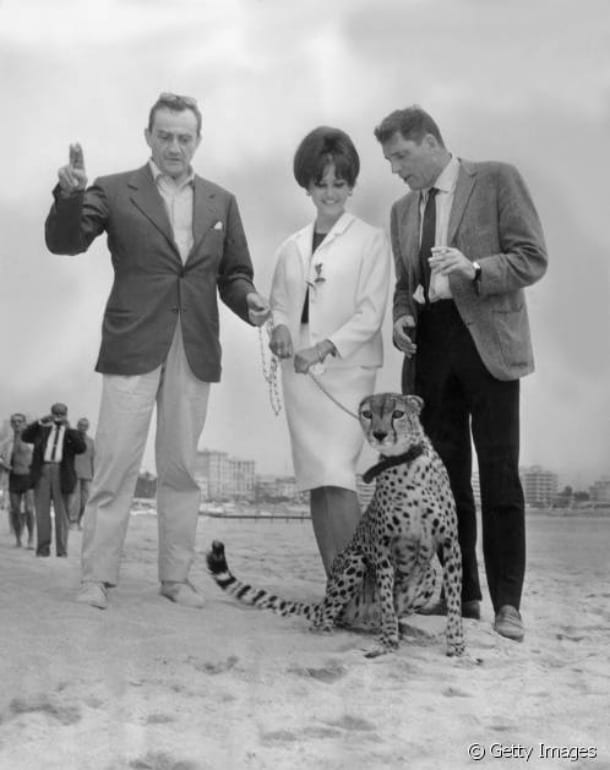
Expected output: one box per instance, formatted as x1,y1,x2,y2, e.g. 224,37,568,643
213,221,223,231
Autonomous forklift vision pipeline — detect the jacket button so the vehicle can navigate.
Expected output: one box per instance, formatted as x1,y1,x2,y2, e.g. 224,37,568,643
171,307,179,313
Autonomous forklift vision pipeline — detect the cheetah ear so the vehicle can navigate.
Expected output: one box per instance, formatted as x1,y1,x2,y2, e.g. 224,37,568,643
405,394,424,414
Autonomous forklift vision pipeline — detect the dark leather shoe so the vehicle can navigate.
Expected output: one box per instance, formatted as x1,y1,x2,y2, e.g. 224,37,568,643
494,605,524,641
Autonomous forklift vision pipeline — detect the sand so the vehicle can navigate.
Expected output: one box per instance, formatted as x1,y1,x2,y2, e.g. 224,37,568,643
1,510,609,770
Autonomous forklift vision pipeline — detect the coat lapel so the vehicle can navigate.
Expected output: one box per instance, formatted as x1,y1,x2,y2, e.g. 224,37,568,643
404,195,420,263
398,194,421,285
448,160,477,245
128,166,178,256
189,177,225,260
294,222,314,275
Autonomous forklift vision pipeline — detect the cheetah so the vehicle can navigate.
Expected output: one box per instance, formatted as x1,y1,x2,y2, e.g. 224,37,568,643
206,393,465,657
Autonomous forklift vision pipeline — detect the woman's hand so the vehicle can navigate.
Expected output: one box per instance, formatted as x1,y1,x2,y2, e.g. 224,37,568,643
294,346,320,374
294,339,335,374
269,324,293,359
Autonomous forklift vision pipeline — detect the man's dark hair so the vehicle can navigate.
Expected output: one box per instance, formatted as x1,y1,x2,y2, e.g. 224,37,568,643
293,126,360,189
148,93,202,137
374,105,445,147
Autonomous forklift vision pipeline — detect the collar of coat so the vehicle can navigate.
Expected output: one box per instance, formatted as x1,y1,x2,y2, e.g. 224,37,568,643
362,443,425,484
293,212,357,255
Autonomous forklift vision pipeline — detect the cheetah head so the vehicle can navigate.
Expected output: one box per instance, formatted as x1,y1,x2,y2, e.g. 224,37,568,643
358,393,425,457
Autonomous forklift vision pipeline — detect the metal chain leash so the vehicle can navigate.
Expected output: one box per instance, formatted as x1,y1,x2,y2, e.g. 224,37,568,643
258,320,282,416
258,318,359,421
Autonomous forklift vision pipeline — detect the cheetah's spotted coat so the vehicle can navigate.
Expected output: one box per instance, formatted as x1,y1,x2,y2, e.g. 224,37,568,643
206,393,465,657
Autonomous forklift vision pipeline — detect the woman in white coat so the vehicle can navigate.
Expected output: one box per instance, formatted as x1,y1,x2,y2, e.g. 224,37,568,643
269,126,390,576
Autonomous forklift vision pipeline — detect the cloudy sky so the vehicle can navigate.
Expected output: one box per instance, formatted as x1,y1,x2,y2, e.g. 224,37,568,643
1,0,608,487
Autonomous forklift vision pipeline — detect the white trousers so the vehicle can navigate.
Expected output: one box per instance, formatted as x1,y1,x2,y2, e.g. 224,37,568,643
81,324,210,586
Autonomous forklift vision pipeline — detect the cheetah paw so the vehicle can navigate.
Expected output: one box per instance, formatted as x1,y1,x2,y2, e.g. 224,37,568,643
446,641,466,657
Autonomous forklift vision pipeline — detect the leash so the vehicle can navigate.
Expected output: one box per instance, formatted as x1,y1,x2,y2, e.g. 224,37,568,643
307,370,359,420
258,322,282,416
258,319,359,421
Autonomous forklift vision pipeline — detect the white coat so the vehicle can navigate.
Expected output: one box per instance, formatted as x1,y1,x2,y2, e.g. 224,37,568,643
270,213,390,491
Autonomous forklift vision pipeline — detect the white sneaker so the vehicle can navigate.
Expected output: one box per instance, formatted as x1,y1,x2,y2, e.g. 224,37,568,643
76,582,108,610
160,580,205,609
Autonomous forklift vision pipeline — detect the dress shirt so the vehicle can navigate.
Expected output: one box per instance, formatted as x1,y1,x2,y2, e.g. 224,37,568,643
43,424,65,463
418,154,461,301
149,160,194,264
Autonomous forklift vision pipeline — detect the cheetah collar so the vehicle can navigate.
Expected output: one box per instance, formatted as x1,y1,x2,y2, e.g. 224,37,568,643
362,443,426,484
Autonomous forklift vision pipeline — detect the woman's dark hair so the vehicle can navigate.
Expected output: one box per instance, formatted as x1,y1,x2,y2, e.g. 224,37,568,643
293,126,360,189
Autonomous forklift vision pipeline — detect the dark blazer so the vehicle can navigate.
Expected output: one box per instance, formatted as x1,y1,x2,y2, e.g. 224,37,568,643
22,422,87,495
391,159,548,381
45,165,257,382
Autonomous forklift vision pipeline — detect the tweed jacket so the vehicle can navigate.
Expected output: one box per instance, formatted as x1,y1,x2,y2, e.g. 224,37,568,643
45,165,257,382
391,159,547,381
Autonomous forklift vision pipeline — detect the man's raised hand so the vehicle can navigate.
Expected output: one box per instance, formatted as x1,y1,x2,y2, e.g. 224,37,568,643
58,142,88,193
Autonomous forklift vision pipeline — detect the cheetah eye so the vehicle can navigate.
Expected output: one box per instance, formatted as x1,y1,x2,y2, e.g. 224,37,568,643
360,410,373,420
392,410,405,419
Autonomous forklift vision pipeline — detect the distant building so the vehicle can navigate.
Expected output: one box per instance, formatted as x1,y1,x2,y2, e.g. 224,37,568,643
471,471,481,507
520,465,558,507
590,477,610,503
230,458,256,499
255,475,306,502
195,449,255,500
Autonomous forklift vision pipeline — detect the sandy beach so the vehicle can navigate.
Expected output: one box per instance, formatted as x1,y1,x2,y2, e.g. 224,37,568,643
1,510,609,770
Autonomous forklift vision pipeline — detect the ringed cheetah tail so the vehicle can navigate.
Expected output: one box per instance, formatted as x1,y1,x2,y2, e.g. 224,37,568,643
206,540,319,621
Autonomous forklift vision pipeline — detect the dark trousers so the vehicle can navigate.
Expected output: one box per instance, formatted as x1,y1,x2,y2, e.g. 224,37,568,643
405,300,525,613
34,463,70,557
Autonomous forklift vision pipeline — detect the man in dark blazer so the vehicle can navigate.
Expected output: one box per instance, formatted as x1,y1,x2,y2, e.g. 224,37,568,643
374,106,547,642
22,403,86,557
45,93,270,610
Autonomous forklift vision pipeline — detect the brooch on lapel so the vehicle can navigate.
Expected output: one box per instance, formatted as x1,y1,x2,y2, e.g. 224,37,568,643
213,221,224,231
307,262,326,290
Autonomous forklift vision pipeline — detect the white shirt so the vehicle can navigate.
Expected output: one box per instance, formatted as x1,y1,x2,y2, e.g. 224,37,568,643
44,424,65,463
418,154,460,302
149,160,194,264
